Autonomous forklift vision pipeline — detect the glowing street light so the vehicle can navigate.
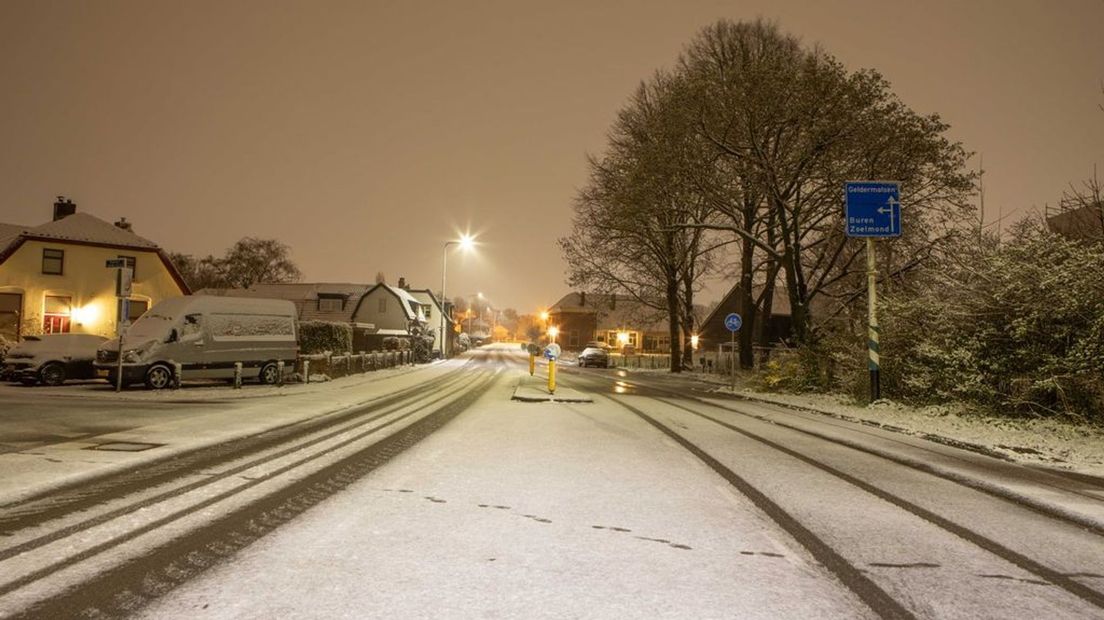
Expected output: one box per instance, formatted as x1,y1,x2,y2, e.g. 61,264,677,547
690,334,700,350
539,310,549,322
441,232,476,358
547,325,559,343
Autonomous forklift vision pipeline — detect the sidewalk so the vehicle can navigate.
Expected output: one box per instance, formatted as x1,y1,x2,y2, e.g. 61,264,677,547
618,368,1104,479
512,374,593,403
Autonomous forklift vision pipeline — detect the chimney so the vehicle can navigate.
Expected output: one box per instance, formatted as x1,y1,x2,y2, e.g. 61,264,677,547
397,276,407,290
114,217,133,232
53,196,76,221
579,291,586,307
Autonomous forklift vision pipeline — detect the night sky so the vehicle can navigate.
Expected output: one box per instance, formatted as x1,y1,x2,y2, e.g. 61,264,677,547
2,0,1101,313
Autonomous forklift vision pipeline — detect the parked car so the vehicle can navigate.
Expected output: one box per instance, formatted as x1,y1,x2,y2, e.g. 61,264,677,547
3,334,108,386
94,296,298,389
577,346,610,368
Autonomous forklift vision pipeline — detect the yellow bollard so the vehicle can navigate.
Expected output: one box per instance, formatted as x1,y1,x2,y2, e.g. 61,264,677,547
548,358,556,394
529,353,535,376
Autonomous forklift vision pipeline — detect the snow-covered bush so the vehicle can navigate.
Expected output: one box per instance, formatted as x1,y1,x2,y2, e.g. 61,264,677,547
298,321,352,355
879,226,1104,420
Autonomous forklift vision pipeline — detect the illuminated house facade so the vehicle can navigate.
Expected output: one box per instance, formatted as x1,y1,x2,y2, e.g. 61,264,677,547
547,292,671,352
0,198,189,344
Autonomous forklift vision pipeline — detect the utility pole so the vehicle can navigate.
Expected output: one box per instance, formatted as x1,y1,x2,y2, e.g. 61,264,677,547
978,154,985,244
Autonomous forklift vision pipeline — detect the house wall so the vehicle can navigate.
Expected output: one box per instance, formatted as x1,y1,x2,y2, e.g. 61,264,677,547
352,288,414,329
408,292,445,355
549,312,596,350
0,239,186,341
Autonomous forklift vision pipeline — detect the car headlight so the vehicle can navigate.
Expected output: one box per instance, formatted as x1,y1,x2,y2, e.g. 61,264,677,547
123,350,143,363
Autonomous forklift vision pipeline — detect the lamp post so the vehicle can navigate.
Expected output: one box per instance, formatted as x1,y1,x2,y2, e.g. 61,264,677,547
440,234,474,358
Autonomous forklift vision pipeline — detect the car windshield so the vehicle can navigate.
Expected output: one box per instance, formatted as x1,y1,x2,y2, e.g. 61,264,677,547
126,313,174,340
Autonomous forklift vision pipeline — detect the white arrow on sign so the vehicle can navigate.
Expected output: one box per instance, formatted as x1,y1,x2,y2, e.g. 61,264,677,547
877,196,900,233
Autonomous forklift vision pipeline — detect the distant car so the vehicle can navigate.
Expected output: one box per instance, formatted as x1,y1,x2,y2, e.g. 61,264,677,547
577,346,610,368
3,334,109,386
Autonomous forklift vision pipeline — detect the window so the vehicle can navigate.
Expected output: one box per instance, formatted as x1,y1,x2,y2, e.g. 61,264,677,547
118,255,136,280
42,249,64,275
181,314,203,339
0,293,21,341
128,299,149,323
43,295,71,333
378,297,387,313
318,298,343,312
424,305,432,320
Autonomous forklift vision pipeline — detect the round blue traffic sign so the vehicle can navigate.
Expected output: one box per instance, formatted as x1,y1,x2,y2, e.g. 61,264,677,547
724,313,743,332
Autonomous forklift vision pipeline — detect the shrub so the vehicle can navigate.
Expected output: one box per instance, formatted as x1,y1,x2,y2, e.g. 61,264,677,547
879,230,1104,420
298,321,352,354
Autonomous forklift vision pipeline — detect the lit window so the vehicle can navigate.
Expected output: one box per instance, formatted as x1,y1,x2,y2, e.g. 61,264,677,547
43,295,71,333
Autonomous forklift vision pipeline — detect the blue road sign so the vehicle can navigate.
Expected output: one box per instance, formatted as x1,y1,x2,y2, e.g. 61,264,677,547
845,181,901,238
724,313,743,332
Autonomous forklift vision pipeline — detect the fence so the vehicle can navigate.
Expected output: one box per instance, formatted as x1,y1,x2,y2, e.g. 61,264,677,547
607,353,672,370
297,350,413,383
694,346,777,375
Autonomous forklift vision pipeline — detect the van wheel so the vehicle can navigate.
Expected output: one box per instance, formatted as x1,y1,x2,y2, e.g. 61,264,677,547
39,363,66,386
145,364,173,390
259,362,279,385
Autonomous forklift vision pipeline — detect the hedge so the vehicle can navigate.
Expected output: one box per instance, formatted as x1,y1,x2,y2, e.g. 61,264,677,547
298,320,352,354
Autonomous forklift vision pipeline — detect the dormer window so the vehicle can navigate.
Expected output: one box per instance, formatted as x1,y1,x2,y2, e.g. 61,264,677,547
319,297,343,312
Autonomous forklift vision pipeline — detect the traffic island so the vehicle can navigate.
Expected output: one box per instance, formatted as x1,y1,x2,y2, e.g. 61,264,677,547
511,376,593,403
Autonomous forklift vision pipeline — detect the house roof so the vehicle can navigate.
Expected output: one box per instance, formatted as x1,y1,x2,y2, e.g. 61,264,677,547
406,288,451,320
549,292,669,333
352,283,425,322
389,285,424,321
0,211,190,294
0,223,28,249
1047,204,1104,241
196,282,371,322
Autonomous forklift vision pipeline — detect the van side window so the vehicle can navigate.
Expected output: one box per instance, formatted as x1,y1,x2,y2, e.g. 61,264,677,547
181,314,203,339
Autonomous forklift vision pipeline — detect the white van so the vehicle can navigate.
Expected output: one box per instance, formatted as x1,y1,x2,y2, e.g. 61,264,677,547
95,296,298,389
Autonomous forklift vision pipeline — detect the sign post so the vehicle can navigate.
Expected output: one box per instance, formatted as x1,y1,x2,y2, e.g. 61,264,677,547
106,259,132,392
724,313,742,392
845,181,902,401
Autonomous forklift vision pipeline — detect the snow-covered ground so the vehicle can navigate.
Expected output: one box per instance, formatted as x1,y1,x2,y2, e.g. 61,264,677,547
623,368,1104,479
136,368,876,620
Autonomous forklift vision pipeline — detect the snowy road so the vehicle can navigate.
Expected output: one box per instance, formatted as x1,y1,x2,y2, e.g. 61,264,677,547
3,346,1104,618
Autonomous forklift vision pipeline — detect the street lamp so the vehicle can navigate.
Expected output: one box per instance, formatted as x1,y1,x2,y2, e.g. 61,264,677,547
441,234,475,358
548,325,559,344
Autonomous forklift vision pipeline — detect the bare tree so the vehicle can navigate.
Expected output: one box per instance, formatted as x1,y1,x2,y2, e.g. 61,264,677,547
680,19,975,345
561,72,722,372
171,238,302,290
218,238,302,288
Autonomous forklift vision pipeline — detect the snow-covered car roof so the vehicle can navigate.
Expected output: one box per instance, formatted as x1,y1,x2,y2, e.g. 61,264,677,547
6,334,108,358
